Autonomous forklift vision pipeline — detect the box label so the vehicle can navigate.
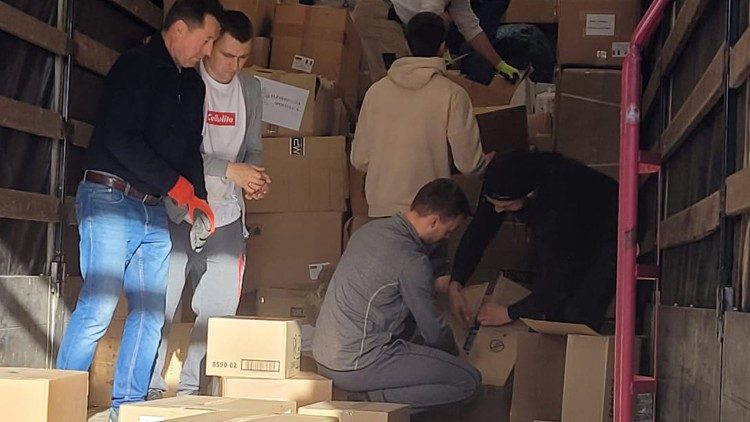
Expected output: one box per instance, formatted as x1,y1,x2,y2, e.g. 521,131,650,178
290,137,305,156
612,42,630,58
290,307,306,318
256,76,310,131
292,55,315,73
241,359,281,372
586,14,616,36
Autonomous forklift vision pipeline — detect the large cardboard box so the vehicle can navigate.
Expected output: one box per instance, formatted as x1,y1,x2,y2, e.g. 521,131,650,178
244,212,343,290
120,396,295,422
221,372,332,408
558,0,640,67
246,136,346,213
89,322,192,407
171,414,338,422
510,319,640,422
0,368,88,422
475,105,529,154
244,68,334,138
255,287,314,323
446,71,529,107
221,0,277,37
206,317,302,379
298,401,410,422
447,216,535,273
555,68,621,165
246,37,271,68
501,0,558,23
271,4,362,110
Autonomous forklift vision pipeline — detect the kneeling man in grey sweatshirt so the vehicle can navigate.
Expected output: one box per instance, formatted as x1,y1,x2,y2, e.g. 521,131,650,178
312,179,481,412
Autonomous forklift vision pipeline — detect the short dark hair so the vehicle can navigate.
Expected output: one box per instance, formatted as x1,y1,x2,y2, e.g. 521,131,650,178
411,179,470,220
221,10,253,43
405,12,446,57
163,0,224,31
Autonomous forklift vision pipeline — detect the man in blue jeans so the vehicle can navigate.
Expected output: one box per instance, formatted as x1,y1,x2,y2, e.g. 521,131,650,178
56,1,223,420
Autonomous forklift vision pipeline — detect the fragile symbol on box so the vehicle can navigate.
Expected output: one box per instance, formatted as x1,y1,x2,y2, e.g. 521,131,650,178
489,338,506,353
612,42,630,58
292,55,315,73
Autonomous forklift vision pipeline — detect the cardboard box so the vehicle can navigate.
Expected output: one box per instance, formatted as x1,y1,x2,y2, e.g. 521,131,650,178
298,401,411,422
475,105,529,154
348,165,367,216
221,0,277,37
450,173,483,213
332,99,350,137
555,68,621,165
501,0,558,23
447,218,535,273
206,317,302,379
440,282,489,351
246,136,346,213
171,414,338,422
246,37,271,68
255,288,312,322
0,368,88,422
244,212,343,290
510,319,640,422
271,4,362,110
120,396,295,422
528,112,555,152
590,163,619,181
89,322,192,407
467,277,531,387
244,68,334,137
446,71,529,108
221,372,332,408
558,0,640,67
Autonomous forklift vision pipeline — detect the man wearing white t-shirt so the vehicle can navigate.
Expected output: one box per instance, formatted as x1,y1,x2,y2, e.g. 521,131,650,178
148,10,271,398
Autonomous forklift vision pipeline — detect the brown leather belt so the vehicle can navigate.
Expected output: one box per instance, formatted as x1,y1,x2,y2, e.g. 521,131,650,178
84,171,163,206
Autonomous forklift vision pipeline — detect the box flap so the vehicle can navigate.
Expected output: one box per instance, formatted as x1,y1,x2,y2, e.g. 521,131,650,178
521,319,600,336
490,276,531,308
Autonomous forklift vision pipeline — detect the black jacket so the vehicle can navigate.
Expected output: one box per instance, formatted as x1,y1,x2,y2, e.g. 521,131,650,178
452,153,619,320
84,34,207,198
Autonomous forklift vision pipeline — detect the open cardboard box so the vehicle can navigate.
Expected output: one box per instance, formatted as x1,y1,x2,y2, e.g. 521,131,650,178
511,319,641,422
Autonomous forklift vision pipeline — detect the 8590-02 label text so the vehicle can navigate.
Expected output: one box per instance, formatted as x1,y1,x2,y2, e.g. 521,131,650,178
211,361,237,368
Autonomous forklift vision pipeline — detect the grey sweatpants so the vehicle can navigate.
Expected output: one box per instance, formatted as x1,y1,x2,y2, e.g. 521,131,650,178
149,218,245,394
317,339,481,412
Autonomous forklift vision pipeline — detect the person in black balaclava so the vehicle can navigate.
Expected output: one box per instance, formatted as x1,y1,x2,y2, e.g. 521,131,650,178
447,150,619,330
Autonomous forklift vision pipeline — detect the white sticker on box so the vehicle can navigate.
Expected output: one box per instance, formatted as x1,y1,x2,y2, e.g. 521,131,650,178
255,76,310,131
139,417,165,422
308,262,331,281
292,55,315,73
612,42,630,58
586,14,616,36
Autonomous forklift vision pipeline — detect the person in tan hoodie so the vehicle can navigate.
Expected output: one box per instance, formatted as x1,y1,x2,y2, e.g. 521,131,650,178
351,11,486,219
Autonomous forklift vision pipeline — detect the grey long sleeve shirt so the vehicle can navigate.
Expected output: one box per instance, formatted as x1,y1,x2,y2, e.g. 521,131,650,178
312,214,458,371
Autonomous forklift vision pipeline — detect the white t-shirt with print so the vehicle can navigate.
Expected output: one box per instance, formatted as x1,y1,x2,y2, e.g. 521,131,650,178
199,61,246,228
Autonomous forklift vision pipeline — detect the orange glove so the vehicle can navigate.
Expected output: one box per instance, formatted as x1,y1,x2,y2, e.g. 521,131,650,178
167,176,216,234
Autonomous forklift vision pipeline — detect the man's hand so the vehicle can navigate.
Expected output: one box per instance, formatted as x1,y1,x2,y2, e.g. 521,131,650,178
495,60,521,83
227,162,271,194
244,180,270,201
477,303,512,326
434,275,451,294
448,281,472,326
167,176,216,234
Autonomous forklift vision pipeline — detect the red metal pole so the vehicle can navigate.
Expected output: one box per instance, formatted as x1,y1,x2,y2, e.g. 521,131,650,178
615,1,670,421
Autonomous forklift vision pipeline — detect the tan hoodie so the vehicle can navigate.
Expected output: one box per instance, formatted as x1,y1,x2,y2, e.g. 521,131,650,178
351,57,485,217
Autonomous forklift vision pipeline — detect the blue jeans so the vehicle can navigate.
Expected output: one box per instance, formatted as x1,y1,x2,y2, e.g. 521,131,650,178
56,181,171,408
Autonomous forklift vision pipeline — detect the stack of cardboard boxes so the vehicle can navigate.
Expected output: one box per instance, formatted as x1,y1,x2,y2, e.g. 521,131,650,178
222,2,359,324
555,0,641,180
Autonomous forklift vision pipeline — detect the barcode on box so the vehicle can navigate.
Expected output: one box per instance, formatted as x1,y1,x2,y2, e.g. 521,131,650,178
242,359,281,372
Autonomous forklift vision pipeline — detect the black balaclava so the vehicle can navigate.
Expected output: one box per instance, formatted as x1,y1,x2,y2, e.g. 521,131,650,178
482,150,541,201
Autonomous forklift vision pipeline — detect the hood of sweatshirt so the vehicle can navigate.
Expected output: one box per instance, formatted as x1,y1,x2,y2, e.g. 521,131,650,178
386,57,446,90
